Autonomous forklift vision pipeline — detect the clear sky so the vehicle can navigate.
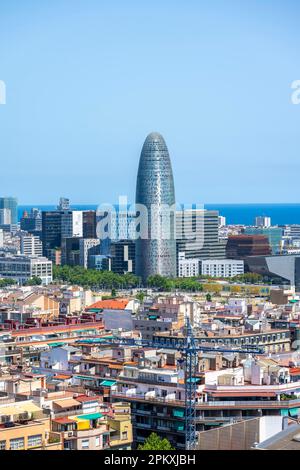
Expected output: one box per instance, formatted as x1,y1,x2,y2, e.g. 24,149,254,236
0,0,300,205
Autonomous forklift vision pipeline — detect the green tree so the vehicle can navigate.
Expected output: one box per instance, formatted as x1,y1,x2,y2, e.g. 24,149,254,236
231,273,263,284
138,432,175,450
111,287,117,298
52,265,140,289
206,293,212,302
24,276,42,286
0,278,16,288
136,291,145,303
147,274,171,291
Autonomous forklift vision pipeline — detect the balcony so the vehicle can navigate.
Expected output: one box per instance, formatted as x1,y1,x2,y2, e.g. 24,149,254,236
112,391,300,410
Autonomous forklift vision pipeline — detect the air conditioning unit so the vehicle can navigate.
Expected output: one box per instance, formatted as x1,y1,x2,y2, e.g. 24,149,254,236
68,432,74,437
1,415,10,424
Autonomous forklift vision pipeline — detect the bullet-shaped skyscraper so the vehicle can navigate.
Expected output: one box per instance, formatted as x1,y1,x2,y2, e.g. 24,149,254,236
135,132,176,283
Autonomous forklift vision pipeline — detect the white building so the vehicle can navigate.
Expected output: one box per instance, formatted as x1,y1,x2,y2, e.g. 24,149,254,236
40,345,81,370
20,234,43,257
255,216,271,228
218,216,226,227
0,229,3,248
200,259,244,278
61,211,83,239
178,252,199,277
0,208,11,225
79,238,100,268
0,254,52,285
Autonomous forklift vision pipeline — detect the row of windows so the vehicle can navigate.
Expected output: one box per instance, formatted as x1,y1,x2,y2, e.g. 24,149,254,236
157,332,289,347
0,434,42,450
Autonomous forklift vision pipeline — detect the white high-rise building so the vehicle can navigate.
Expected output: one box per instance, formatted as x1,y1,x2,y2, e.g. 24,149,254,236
61,211,83,239
0,229,3,248
255,216,271,228
20,234,43,257
0,208,11,225
218,216,226,227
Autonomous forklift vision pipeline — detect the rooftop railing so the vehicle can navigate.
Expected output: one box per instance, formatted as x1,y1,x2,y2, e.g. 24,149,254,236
112,391,300,409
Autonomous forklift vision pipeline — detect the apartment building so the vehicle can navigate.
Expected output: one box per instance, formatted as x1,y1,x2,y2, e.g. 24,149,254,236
0,400,62,450
49,402,132,450
200,259,244,278
153,329,291,353
20,234,43,257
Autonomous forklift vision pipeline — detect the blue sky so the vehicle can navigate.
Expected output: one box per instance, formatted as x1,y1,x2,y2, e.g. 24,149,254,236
0,0,300,205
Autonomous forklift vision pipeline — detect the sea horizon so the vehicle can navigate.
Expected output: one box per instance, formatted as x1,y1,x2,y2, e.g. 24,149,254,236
18,202,300,226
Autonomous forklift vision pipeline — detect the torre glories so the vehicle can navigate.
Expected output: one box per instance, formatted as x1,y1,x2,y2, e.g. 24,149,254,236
135,132,176,283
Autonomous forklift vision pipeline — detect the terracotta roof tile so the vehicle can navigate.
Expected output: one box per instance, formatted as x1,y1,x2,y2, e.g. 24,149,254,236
87,299,129,310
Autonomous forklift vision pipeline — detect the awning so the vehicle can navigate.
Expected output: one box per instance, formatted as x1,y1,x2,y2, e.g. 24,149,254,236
100,380,117,387
186,377,200,383
74,375,95,381
289,408,300,417
173,409,185,418
53,398,80,409
76,412,103,420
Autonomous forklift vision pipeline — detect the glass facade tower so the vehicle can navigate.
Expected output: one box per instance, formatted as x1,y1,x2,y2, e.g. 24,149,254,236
0,197,18,225
135,132,176,283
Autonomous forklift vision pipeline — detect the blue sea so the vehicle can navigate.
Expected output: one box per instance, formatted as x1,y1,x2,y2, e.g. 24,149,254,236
18,203,300,226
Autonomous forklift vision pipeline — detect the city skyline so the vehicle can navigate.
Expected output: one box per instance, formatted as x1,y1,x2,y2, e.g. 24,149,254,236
1,1,300,204
2,1,300,456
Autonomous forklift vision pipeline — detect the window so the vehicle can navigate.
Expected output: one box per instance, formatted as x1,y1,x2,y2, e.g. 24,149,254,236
10,438,24,450
95,436,100,447
81,439,90,449
0,440,6,450
122,431,128,440
28,434,42,448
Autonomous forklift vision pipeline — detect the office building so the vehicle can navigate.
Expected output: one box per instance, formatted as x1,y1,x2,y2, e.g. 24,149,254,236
83,210,97,239
176,209,226,262
0,197,18,225
243,227,283,255
61,237,81,266
226,235,272,259
42,211,63,259
88,254,110,271
200,259,244,278
110,240,135,274
178,252,199,277
79,238,101,269
42,210,83,260
246,254,300,290
255,216,271,228
61,211,83,239
108,207,136,241
20,234,43,257
57,197,70,210
0,254,52,285
20,208,42,234
135,132,176,282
